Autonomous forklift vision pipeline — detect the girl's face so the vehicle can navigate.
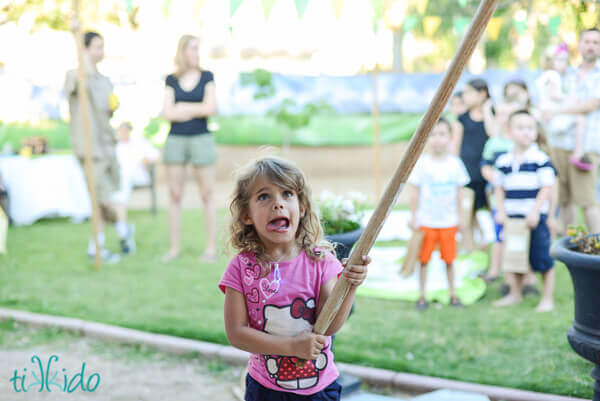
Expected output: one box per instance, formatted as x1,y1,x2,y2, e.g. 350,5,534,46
509,113,537,149
552,52,569,74
450,96,467,116
504,83,529,106
243,176,304,252
462,85,487,108
185,39,200,69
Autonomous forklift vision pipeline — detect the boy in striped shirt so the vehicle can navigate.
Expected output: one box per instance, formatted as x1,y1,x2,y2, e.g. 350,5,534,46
493,110,556,312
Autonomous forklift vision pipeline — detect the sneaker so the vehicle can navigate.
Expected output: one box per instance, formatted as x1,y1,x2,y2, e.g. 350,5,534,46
522,284,540,297
416,298,429,311
120,225,136,255
88,249,121,264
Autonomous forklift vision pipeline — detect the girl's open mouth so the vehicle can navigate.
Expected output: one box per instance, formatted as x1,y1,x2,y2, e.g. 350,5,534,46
267,217,290,233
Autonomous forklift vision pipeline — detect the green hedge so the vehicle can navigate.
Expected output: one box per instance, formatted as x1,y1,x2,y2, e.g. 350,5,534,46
0,113,422,151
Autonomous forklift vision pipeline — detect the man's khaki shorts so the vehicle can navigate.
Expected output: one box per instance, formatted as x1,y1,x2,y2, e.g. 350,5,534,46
550,147,598,207
78,156,120,204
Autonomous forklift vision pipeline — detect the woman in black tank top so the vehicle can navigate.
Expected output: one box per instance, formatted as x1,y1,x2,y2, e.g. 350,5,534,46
453,79,491,252
161,35,218,263
455,79,490,211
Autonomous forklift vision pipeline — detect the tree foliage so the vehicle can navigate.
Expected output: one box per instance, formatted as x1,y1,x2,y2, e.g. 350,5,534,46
0,0,137,30
398,0,597,71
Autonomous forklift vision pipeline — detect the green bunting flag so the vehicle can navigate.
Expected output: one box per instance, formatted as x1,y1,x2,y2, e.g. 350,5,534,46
262,0,276,20
230,0,242,17
194,0,206,15
453,16,470,35
416,0,428,16
294,0,310,19
513,19,527,35
403,14,418,32
162,0,172,17
548,15,561,35
371,0,385,20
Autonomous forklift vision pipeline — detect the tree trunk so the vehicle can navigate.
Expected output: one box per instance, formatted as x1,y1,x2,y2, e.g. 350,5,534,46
392,29,404,73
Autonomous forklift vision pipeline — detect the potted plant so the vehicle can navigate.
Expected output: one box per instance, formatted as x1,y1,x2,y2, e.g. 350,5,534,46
550,225,600,401
317,190,366,262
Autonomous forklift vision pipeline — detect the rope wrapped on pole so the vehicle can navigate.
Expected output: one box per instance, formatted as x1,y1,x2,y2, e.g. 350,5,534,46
312,0,499,336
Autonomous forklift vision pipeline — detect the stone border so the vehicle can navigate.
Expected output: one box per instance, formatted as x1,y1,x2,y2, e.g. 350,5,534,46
0,308,589,401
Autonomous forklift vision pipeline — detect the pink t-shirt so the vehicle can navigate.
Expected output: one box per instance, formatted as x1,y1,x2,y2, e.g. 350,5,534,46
219,248,343,396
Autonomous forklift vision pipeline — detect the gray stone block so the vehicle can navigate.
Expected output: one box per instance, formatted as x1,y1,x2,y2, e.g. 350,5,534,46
410,389,489,401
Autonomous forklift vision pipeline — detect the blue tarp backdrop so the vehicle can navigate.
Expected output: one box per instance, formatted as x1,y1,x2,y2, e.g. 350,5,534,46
229,69,541,115
9,69,543,120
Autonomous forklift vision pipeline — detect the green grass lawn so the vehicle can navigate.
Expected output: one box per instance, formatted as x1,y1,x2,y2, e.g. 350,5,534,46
0,113,421,151
0,210,593,398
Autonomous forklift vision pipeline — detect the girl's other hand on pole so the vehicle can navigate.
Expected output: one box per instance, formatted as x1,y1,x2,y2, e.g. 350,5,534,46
341,255,370,287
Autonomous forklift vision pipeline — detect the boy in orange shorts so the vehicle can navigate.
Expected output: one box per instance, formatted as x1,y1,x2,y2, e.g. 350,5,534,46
408,118,470,310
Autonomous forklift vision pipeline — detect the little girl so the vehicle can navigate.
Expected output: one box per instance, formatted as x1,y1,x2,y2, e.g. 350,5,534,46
219,156,369,401
453,78,491,252
536,42,590,170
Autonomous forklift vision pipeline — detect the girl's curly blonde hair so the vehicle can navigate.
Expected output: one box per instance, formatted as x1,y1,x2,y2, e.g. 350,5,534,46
228,157,334,271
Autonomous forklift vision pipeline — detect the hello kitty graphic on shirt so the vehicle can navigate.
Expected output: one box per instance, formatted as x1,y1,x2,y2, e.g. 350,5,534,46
263,298,328,390
219,250,342,395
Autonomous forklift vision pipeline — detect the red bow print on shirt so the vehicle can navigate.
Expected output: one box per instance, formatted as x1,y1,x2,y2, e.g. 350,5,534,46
290,298,315,323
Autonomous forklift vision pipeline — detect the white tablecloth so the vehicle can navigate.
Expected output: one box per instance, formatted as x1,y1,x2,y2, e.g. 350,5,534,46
0,155,90,226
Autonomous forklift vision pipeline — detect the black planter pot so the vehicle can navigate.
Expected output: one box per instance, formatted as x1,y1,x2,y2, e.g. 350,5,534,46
325,226,364,397
551,235,600,401
326,227,365,262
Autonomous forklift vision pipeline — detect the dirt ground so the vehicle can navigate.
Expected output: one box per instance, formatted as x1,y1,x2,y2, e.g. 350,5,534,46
129,143,413,211
0,327,243,401
0,323,412,401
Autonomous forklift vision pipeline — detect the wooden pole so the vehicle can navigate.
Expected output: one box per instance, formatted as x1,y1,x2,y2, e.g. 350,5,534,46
371,69,382,200
313,0,498,335
72,0,102,269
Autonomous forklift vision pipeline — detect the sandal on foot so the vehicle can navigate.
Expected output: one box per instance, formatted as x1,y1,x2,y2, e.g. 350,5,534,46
200,252,218,263
483,275,499,284
161,252,179,263
450,296,464,308
416,298,429,310
569,155,593,171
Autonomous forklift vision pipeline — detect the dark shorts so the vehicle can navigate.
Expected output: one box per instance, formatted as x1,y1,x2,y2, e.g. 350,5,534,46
505,214,554,273
467,180,488,211
245,374,341,401
528,214,554,272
